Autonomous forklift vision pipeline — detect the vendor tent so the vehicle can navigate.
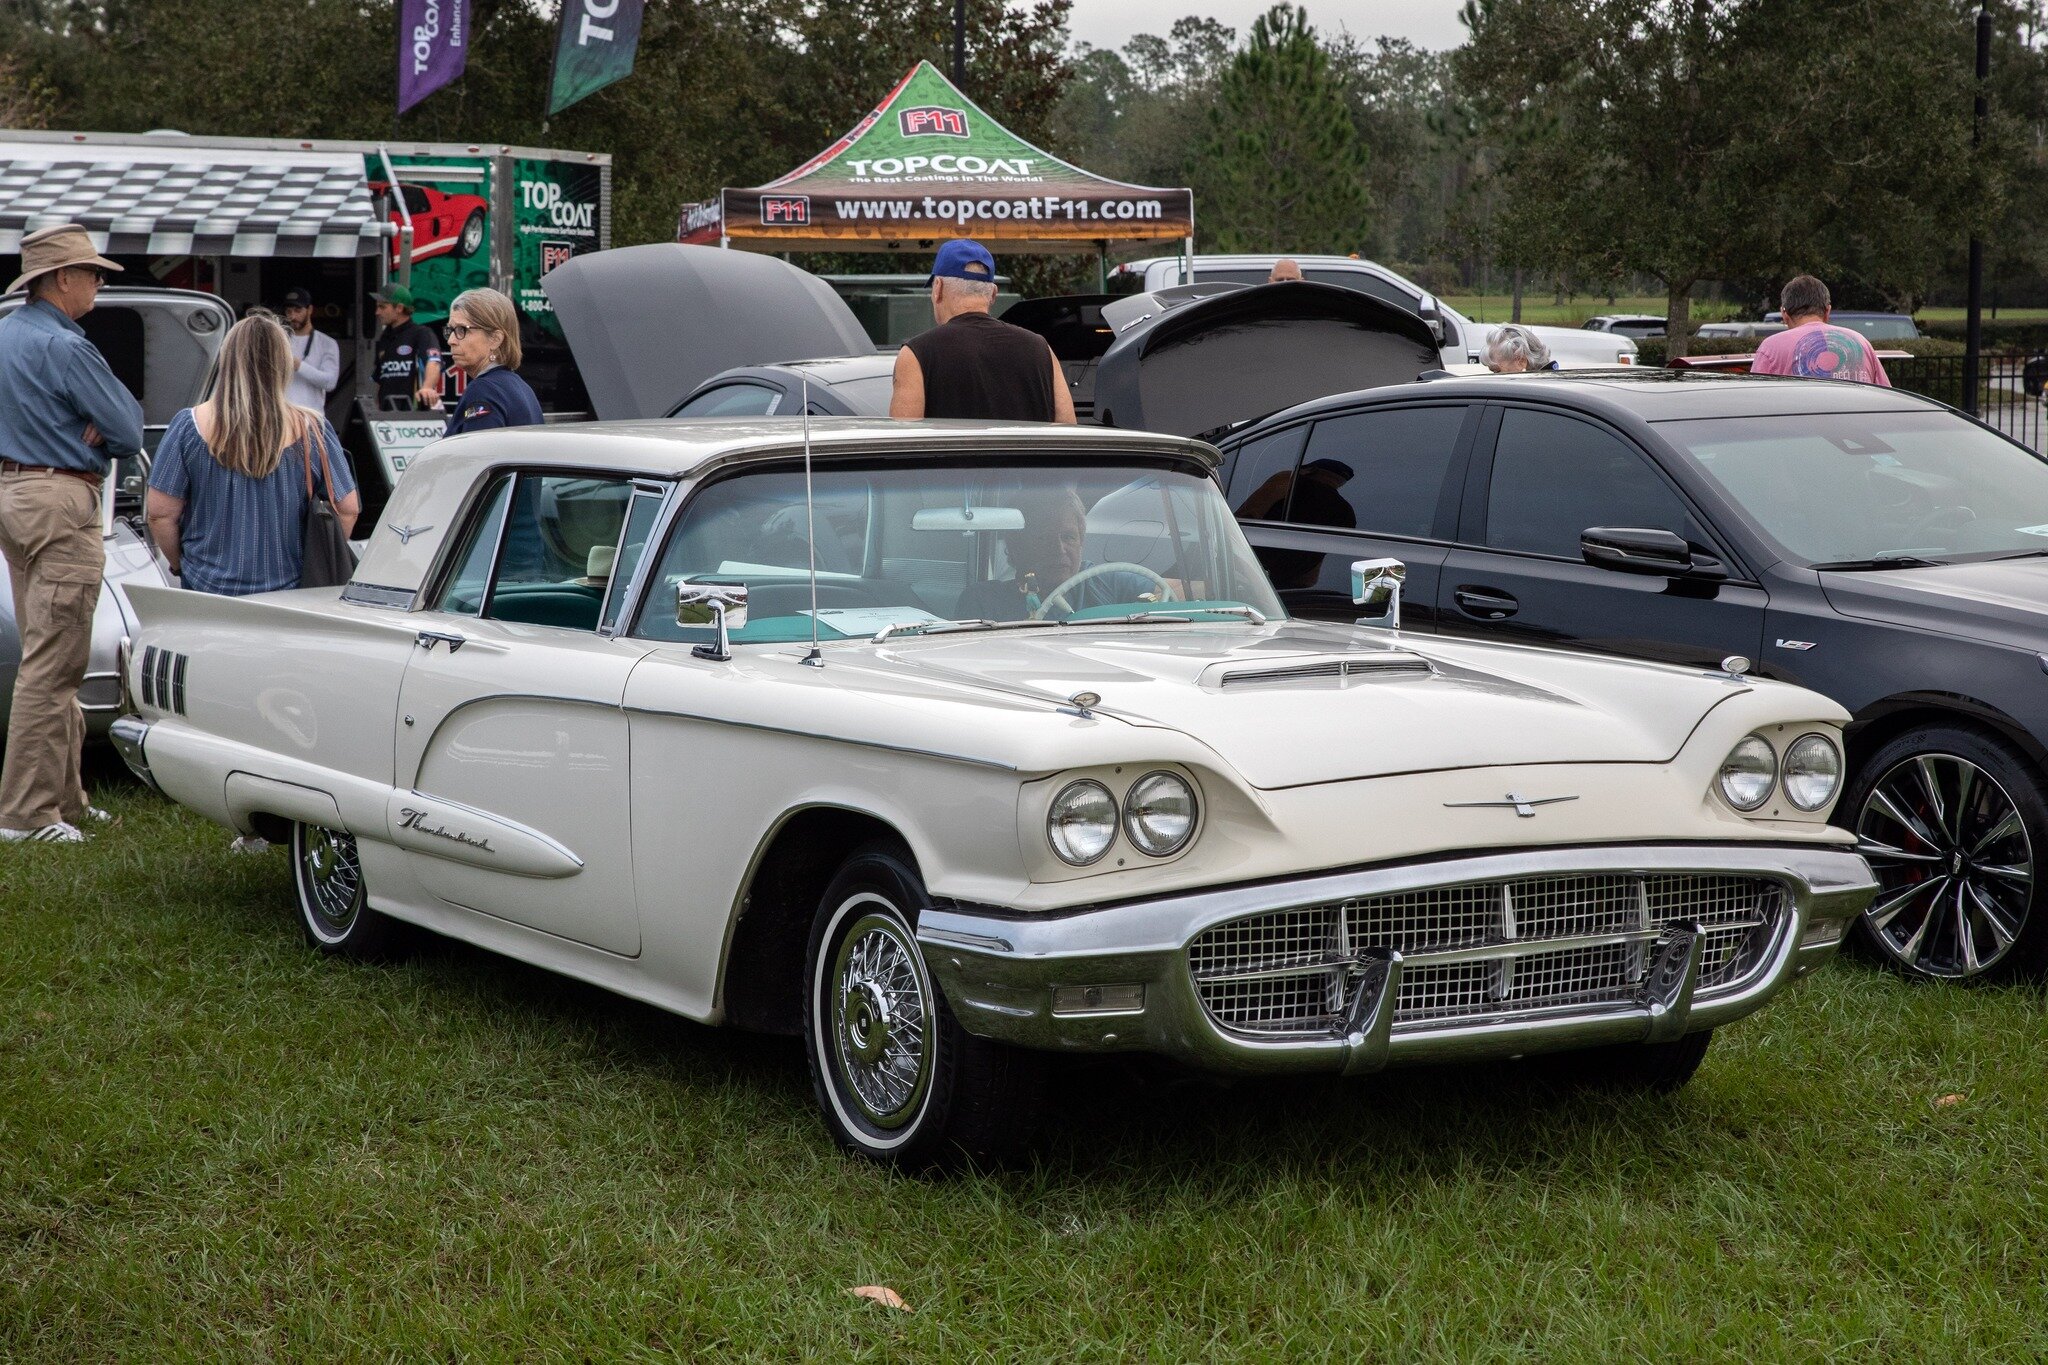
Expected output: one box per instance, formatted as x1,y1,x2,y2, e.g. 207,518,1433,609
678,61,1192,255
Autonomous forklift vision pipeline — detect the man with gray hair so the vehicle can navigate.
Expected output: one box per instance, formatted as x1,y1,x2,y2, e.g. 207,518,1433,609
1750,274,1891,386
1484,323,1554,373
890,239,1076,423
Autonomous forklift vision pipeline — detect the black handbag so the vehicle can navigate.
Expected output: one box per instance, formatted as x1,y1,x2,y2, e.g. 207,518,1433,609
298,421,354,590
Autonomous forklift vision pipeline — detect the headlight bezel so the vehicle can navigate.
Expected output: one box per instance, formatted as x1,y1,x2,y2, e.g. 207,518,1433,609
1047,778,1119,866
1718,734,1779,812
1781,733,1843,812
1123,770,1198,858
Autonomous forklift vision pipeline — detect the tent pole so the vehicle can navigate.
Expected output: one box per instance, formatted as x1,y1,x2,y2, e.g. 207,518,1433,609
1097,243,1107,293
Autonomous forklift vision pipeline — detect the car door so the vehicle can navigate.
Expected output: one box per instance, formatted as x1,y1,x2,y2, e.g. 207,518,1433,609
392,469,666,956
1437,404,1766,668
1225,402,1479,630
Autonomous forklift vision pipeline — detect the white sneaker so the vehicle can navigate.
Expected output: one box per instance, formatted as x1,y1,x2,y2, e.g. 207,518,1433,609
228,835,271,854
0,821,88,844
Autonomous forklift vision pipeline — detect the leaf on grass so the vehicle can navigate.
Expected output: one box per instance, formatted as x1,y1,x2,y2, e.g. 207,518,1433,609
848,1285,910,1312
1936,1093,1965,1107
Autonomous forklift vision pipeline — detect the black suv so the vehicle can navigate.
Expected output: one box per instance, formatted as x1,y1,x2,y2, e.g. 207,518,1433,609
1217,370,2048,984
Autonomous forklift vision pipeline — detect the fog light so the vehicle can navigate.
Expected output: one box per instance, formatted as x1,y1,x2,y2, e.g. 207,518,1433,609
1051,983,1145,1016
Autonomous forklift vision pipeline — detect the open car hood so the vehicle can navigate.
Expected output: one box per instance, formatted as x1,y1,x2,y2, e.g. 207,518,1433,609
542,244,874,419
1091,281,1441,438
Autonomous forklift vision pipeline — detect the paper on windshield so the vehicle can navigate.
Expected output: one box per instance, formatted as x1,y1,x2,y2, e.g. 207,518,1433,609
801,606,946,635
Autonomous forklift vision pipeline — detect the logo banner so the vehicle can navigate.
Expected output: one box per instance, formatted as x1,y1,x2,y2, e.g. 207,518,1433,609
548,0,645,116
397,0,467,115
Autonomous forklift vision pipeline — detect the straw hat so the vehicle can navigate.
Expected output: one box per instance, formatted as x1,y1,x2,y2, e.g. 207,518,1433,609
7,223,122,295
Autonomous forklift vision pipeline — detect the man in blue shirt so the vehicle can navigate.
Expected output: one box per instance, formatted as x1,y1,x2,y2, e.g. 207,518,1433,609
0,224,144,844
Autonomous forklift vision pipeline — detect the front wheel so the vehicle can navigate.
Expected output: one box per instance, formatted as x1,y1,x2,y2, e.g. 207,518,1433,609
291,822,408,959
803,844,1042,1168
456,209,486,257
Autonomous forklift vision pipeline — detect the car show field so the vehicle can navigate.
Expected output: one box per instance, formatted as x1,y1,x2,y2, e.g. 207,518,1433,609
4,774,2046,1359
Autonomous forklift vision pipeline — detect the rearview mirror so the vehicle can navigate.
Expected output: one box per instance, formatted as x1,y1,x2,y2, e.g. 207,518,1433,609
1580,527,1725,581
1352,558,1406,630
678,579,748,662
911,506,1026,532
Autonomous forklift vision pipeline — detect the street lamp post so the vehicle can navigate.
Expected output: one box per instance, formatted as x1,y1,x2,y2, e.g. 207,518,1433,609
953,0,966,84
1964,2,1990,416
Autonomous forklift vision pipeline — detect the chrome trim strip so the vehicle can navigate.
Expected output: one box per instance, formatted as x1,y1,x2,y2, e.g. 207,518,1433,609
621,704,1017,771
110,716,161,795
340,582,415,609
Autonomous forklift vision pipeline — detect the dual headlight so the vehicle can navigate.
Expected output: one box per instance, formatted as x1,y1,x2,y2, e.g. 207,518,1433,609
1718,733,1841,813
1048,771,1199,866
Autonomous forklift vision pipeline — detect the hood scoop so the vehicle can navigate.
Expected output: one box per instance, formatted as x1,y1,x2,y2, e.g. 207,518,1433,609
1213,653,1434,689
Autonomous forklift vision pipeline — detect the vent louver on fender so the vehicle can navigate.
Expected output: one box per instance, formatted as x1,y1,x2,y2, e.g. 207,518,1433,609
139,645,189,715
1216,655,1434,688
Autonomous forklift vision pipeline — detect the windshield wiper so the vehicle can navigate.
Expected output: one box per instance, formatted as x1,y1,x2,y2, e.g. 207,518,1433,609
1981,548,2048,563
1809,554,1948,571
871,618,1064,641
1078,605,1269,626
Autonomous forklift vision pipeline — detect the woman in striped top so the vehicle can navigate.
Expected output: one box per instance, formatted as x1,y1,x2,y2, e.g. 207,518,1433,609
145,315,360,597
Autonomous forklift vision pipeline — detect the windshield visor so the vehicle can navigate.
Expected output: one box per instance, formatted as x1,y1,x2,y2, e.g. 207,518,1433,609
634,459,1284,645
1659,411,2048,566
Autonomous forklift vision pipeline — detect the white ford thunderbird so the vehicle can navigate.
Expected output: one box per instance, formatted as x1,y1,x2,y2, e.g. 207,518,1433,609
114,420,1876,1165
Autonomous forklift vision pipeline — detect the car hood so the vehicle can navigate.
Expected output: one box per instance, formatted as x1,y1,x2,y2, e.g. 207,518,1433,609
543,243,874,420
1091,281,1441,438
830,621,1742,789
1820,557,2048,646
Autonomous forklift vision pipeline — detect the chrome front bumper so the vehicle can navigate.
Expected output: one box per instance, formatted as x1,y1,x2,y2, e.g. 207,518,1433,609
110,715,162,795
919,844,1875,1076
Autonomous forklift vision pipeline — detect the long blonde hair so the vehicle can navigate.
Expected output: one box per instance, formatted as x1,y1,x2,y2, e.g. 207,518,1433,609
208,316,309,478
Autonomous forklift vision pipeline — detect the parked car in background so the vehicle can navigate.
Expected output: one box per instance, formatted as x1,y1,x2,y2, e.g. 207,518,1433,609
0,285,227,743
1696,320,1788,341
670,355,895,418
1108,256,1639,369
1764,311,1919,342
114,417,1872,1165
1584,314,1667,338
1214,369,2048,984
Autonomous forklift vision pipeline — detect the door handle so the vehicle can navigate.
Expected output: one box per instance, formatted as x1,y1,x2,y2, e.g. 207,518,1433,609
1454,587,1519,620
415,629,468,653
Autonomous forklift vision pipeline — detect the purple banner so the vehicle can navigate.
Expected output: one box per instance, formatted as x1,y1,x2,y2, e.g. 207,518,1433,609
398,0,468,114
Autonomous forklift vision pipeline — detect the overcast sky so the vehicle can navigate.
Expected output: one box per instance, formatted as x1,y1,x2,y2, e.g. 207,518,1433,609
1065,0,1470,55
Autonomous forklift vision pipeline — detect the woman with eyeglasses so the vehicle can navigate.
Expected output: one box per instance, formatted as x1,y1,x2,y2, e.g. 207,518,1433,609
441,288,543,436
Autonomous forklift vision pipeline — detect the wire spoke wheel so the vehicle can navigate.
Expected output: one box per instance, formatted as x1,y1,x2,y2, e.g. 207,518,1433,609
828,906,933,1131
1856,752,2033,978
297,824,364,939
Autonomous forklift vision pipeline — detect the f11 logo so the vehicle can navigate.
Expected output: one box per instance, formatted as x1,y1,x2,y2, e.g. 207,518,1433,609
761,195,811,226
540,240,575,275
898,106,970,138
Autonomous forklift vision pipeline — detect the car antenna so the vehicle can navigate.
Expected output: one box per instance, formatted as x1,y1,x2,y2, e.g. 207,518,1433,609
800,373,824,668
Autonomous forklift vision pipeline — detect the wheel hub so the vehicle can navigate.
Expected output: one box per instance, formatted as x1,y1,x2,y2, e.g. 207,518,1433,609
827,910,932,1129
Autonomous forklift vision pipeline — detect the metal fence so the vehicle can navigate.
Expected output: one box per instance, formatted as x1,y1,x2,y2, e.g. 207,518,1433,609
1888,352,2046,452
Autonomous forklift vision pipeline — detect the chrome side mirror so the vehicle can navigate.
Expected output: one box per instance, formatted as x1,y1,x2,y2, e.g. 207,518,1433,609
678,580,748,662
1351,558,1406,630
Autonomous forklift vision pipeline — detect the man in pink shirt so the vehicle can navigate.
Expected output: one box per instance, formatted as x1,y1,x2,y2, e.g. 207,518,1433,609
1748,274,1892,386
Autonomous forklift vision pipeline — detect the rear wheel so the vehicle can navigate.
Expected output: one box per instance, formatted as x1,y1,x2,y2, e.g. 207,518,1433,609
457,210,486,257
1845,725,2048,982
803,843,1042,1169
291,822,408,959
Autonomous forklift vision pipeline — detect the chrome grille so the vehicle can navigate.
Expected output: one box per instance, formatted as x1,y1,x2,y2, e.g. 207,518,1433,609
1187,872,1785,1037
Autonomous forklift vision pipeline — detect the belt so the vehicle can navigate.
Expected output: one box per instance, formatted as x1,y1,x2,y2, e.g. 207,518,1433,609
0,459,104,487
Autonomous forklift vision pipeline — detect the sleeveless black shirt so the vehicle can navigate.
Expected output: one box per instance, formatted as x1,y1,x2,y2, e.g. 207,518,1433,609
903,312,1057,421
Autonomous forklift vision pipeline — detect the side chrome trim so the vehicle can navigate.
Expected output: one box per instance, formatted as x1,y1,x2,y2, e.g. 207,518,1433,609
621,704,1018,771
341,582,416,609
110,716,162,795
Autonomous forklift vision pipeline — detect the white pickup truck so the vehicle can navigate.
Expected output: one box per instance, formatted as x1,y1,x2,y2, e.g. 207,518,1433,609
1109,255,1638,370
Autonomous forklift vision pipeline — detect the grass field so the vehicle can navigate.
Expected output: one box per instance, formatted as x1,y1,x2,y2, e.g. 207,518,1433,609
8,770,2048,1360
1440,294,2048,329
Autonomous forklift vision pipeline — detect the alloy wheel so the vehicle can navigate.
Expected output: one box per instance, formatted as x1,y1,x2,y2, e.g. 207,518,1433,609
1856,752,2034,978
828,906,933,1130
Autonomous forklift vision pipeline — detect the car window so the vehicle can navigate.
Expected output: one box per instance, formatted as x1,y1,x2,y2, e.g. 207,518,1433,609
400,186,430,213
1485,409,1705,558
599,485,666,633
1193,266,1420,312
1224,425,1308,519
439,473,635,632
1288,406,1468,539
673,382,783,418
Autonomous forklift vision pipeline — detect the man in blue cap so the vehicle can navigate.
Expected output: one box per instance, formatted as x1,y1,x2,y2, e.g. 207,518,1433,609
889,239,1075,423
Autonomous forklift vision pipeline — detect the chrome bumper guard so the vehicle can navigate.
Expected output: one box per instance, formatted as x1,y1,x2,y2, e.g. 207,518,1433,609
919,844,1875,1076
110,715,162,795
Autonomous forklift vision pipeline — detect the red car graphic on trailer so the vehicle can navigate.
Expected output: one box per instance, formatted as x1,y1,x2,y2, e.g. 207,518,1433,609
370,181,489,264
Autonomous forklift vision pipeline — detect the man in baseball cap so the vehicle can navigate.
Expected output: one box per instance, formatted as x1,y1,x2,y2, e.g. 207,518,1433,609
890,238,1074,424
280,286,340,412
0,224,143,843
371,282,444,410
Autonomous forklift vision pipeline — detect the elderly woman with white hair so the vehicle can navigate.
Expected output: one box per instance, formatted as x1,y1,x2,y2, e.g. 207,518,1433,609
1484,324,1555,373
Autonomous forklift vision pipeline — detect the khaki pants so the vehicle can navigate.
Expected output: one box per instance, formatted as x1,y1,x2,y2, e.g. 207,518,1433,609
0,467,103,831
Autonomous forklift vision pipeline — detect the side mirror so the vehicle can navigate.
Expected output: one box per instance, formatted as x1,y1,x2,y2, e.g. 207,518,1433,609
1580,527,1726,581
678,580,748,662
1351,558,1406,630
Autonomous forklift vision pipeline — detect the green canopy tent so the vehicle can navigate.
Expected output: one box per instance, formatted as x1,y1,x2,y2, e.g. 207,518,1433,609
678,61,1192,276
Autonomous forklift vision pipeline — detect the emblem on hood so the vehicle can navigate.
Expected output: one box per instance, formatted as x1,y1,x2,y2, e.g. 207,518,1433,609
390,523,434,545
1443,793,1580,818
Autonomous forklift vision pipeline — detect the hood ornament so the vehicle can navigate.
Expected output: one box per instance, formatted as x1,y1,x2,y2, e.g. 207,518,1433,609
390,523,434,545
1443,792,1580,818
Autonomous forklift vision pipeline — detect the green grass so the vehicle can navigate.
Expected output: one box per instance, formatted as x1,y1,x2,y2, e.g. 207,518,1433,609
1440,294,2048,329
7,771,2048,1360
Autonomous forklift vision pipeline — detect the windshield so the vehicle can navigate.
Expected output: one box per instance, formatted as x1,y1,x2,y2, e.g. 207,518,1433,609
1660,411,2048,565
633,459,1282,645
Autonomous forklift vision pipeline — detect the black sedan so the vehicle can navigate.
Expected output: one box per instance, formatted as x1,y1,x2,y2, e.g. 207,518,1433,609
668,354,897,419
1215,369,2048,984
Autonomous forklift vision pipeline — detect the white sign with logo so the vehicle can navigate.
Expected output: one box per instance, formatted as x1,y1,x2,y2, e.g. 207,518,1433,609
367,418,447,484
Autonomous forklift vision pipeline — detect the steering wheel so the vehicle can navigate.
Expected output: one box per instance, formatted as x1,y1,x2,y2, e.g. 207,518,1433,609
1032,561,1179,619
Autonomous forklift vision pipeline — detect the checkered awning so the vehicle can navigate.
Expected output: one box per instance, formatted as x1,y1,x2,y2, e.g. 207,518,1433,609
0,142,386,259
